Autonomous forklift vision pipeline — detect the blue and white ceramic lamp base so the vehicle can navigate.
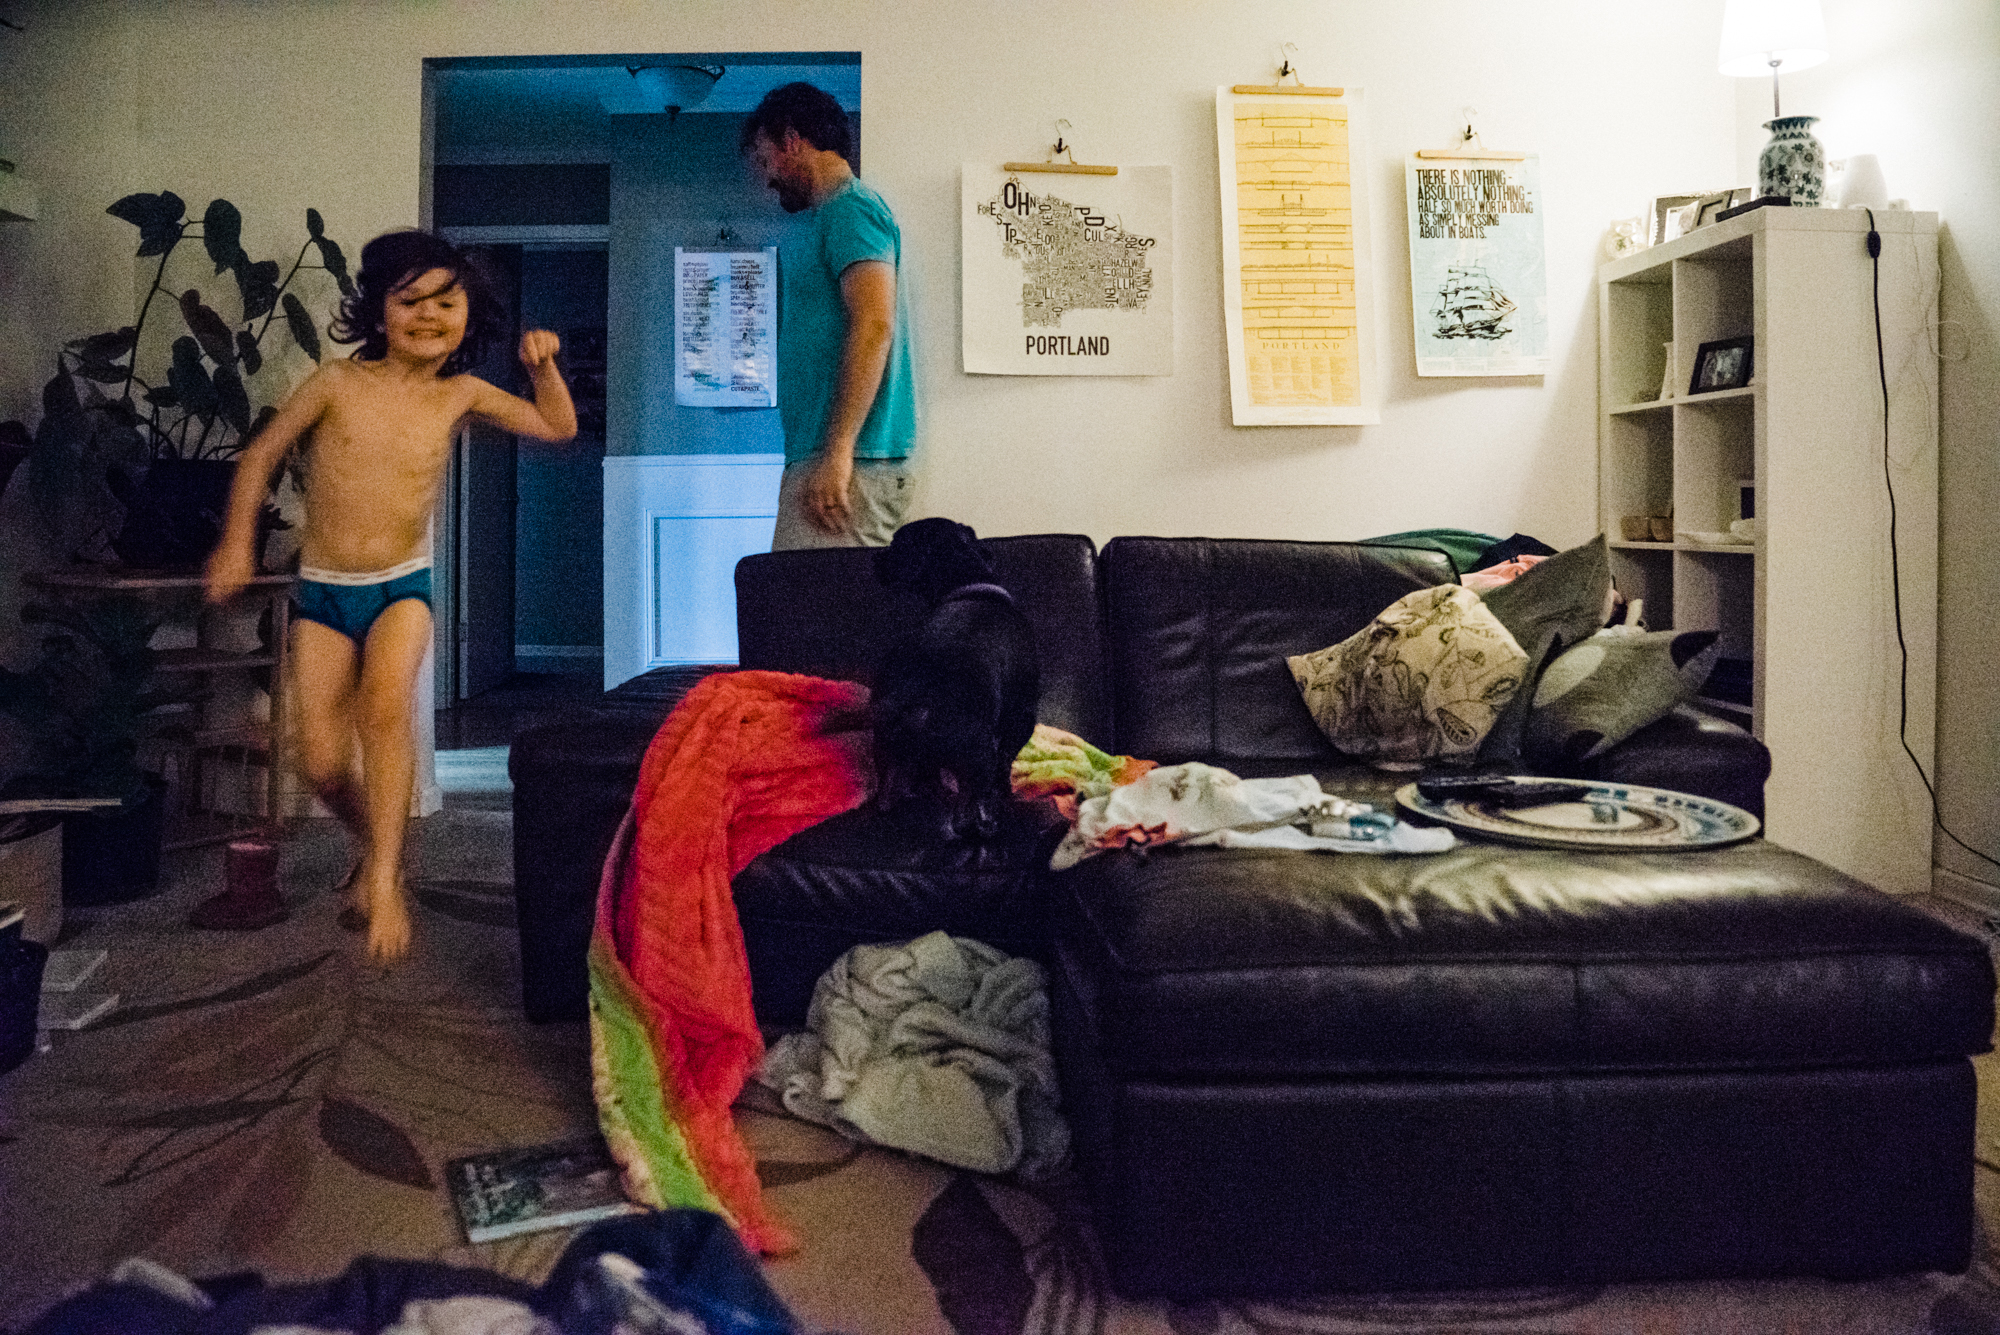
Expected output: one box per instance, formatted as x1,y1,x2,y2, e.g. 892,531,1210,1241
1759,115,1826,206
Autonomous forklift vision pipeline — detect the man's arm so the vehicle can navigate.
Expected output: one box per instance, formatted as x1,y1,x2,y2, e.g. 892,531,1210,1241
467,330,578,442
203,367,332,603
802,259,896,534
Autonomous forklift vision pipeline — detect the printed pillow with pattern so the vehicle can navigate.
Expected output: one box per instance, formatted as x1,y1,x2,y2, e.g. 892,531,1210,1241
1288,583,1529,771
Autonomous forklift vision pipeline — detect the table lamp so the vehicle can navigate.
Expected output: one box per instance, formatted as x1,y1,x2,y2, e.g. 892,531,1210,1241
1718,0,1830,205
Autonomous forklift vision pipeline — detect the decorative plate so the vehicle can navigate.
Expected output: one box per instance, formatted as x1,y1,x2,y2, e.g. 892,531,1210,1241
1395,777,1761,850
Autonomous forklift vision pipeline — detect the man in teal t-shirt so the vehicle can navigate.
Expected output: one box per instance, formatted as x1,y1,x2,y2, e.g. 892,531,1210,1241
741,82,917,549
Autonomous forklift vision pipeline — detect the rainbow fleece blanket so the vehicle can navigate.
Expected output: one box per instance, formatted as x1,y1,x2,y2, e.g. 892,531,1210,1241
588,670,871,1256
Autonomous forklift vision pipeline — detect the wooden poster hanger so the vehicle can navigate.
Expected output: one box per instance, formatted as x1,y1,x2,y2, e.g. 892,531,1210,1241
1232,46,1343,96
1003,121,1117,175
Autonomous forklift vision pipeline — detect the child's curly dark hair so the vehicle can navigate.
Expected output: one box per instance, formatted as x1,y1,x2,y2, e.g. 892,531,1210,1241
330,230,505,375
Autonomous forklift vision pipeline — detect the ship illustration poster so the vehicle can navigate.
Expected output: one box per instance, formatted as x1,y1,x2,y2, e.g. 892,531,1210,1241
1405,155,1548,376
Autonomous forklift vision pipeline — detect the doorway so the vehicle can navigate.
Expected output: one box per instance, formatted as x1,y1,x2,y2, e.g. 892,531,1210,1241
423,52,861,707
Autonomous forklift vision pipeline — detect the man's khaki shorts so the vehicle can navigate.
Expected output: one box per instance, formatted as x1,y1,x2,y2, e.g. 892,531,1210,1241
770,457,913,551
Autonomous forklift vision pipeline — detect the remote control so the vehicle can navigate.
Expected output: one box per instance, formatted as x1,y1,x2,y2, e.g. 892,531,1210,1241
1415,773,1517,802
1484,780,1584,808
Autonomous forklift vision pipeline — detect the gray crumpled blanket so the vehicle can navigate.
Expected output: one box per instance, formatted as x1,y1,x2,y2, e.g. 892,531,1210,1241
754,931,1069,1178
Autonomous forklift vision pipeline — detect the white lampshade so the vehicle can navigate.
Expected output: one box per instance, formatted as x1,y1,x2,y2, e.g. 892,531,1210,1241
1718,0,1829,76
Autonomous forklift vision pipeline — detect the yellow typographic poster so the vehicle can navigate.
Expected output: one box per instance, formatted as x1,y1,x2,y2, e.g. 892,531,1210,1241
1216,87,1378,425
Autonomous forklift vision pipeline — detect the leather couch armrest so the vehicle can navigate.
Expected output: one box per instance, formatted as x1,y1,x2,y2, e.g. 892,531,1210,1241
509,666,731,1023
1560,704,1771,819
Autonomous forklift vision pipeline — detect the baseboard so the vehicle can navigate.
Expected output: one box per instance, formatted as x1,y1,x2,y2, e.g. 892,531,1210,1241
1932,865,2000,917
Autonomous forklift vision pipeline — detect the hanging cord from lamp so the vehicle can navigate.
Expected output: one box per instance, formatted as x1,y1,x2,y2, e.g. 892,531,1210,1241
1865,206,2000,875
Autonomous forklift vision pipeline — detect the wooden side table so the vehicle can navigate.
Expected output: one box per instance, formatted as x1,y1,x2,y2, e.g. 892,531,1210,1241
26,568,293,851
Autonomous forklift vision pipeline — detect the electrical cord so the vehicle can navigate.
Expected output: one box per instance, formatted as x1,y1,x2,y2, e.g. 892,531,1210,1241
1864,207,2000,875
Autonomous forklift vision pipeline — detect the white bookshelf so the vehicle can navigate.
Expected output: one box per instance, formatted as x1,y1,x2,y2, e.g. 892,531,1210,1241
1597,206,1939,895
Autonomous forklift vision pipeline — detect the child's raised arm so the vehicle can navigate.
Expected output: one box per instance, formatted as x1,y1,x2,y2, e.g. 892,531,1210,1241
204,368,334,603
467,329,577,443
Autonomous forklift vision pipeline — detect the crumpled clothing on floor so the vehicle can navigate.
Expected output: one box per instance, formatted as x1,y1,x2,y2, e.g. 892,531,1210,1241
757,930,1069,1179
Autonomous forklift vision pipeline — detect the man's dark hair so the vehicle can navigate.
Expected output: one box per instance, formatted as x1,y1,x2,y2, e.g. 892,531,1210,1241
738,81,853,161
330,229,506,375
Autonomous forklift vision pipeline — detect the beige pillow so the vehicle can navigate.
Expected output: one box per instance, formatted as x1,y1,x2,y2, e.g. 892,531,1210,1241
1288,584,1529,771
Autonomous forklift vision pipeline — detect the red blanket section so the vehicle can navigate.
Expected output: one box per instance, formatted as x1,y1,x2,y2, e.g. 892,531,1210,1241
611,669,872,1253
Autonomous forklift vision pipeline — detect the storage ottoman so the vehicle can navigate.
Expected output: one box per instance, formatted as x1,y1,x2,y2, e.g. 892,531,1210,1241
1049,833,1996,1298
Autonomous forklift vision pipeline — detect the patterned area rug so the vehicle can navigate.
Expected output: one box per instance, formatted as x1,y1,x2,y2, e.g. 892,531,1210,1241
4,797,2000,1333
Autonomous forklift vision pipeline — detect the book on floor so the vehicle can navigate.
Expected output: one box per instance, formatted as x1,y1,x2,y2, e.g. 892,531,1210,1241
41,948,108,993
446,1135,642,1244
37,992,118,1031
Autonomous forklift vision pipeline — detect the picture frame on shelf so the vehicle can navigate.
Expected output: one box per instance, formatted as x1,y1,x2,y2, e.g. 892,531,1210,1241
1650,194,1701,245
1689,336,1754,394
1694,188,1750,229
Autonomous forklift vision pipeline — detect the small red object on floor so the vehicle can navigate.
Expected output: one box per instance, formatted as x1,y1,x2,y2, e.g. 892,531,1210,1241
189,837,288,930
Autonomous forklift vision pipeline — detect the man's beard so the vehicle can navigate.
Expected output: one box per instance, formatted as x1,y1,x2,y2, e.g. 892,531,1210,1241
775,182,810,213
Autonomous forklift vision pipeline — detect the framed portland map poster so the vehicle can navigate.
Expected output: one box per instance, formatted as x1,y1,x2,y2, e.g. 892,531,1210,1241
1406,155,1548,376
1215,86,1379,425
961,164,1174,375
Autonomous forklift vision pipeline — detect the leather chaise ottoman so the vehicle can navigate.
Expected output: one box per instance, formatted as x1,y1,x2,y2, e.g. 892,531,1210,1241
1049,832,1996,1297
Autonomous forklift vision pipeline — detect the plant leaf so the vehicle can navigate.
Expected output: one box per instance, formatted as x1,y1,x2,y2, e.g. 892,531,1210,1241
312,234,353,296
306,207,325,239
42,364,80,417
168,336,220,417
234,257,280,323
67,327,138,362
108,191,186,257
282,292,322,362
211,362,251,436
144,385,181,409
201,198,245,273
234,329,263,377
179,289,237,364
246,404,277,444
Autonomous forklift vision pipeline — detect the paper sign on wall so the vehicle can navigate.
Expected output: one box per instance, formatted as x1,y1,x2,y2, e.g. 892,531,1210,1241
674,247,777,408
960,165,1174,376
1405,156,1549,376
1215,87,1379,425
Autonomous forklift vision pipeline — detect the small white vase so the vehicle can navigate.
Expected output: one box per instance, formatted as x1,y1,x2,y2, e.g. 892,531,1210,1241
1759,116,1827,207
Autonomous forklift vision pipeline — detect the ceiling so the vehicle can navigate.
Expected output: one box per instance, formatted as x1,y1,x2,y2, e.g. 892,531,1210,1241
430,54,860,160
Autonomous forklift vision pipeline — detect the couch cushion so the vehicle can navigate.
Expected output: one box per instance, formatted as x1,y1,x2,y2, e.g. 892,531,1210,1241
736,532,1108,740
1052,838,1994,1078
1101,537,1455,764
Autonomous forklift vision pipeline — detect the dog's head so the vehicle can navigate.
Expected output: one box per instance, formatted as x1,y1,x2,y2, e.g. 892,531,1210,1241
874,517,995,605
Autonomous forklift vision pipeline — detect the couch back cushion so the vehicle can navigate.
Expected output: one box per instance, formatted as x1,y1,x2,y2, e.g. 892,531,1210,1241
1102,537,1455,763
734,533,1109,740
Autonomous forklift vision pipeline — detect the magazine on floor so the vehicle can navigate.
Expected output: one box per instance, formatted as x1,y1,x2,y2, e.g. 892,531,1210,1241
446,1135,642,1243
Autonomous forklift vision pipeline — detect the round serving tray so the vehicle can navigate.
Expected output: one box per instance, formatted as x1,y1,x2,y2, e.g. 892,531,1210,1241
1394,777,1761,851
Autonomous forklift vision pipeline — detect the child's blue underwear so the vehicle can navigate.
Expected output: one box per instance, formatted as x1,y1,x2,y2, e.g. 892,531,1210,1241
294,558,433,643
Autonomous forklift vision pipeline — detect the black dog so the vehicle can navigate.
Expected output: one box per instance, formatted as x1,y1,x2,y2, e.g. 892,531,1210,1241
870,518,1040,843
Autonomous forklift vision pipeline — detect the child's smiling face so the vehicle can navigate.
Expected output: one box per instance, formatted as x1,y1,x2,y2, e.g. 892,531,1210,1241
383,267,469,363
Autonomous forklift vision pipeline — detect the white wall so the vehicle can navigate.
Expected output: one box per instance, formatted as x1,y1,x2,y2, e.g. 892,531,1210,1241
1733,0,2000,899
1,0,1737,551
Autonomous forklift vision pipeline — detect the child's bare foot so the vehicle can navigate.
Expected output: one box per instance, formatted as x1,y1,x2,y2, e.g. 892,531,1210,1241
361,874,411,963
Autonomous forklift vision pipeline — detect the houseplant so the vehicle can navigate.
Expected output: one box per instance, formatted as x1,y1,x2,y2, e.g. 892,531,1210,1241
0,592,190,903
26,192,351,566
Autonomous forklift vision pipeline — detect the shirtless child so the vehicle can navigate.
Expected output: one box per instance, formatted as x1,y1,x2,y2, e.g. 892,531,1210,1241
205,230,576,963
